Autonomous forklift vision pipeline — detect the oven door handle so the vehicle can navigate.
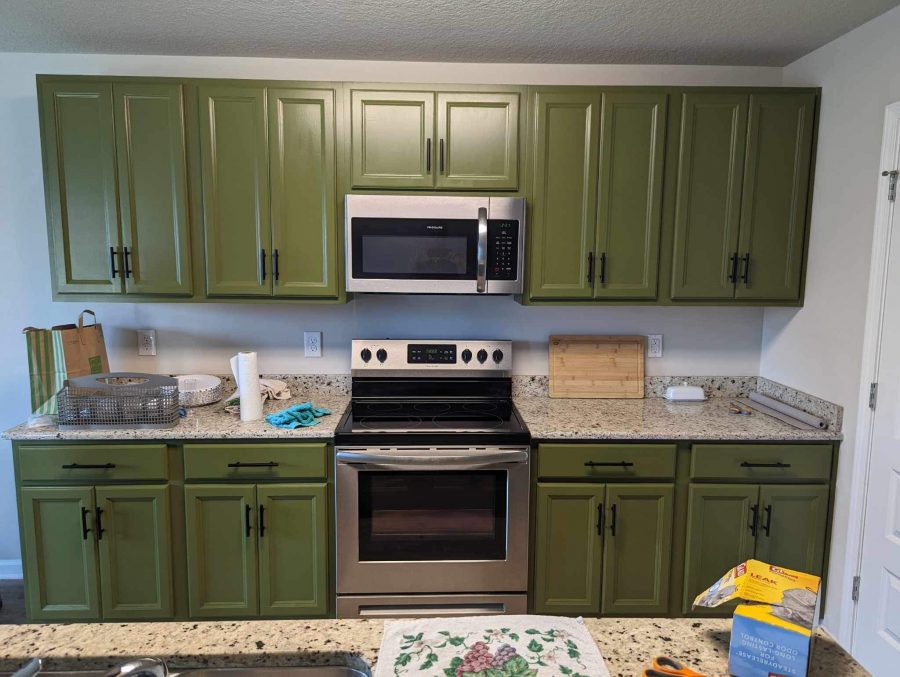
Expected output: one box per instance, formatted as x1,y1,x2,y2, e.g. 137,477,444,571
476,206,488,294
336,450,528,469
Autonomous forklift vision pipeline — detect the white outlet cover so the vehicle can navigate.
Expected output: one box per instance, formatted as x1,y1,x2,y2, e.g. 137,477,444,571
647,334,663,358
137,329,157,356
304,331,322,358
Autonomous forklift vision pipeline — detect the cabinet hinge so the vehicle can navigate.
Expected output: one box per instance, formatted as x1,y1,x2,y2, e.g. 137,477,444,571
884,170,899,202
869,382,878,410
852,575,861,602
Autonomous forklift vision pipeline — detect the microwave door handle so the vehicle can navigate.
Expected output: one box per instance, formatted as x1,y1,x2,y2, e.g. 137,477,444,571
476,206,488,293
336,450,527,469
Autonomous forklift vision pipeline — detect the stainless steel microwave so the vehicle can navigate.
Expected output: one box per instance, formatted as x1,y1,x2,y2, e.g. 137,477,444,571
344,195,526,294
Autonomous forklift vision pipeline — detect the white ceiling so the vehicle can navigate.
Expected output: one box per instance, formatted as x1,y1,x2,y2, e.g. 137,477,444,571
1,0,898,67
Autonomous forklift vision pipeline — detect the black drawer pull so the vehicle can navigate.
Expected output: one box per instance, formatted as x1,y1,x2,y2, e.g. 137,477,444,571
123,246,133,279
748,503,759,537
584,461,635,468
62,462,116,470
610,503,618,536
96,507,105,540
245,504,252,538
80,506,91,540
763,504,773,537
596,502,604,536
227,461,279,468
740,461,792,469
259,505,266,537
109,247,119,279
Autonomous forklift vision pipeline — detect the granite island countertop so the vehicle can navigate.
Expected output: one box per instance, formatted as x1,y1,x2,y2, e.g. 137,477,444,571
0,617,867,676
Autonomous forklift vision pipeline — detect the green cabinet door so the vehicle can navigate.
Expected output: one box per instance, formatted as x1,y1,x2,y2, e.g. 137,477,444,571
594,92,667,299
682,484,758,613
113,83,192,296
436,92,519,190
528,90,601,300
350,90,434,188
39,81,121,294
268,89,339,298
735,93,816,301
670,93,748,300
20,486,100,620
755,485,829,575
532,483,604,614
185,484,258,617
258,484,329,617
601,483,674,614
96,485,173,619
199,85,271,296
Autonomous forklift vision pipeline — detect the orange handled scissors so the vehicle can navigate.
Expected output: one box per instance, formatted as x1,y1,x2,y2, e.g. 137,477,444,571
642,656,706,677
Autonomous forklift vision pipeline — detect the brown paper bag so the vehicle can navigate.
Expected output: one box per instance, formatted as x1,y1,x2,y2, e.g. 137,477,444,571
24,309,110,418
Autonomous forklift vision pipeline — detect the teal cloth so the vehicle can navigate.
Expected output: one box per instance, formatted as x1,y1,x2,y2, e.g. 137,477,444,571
265,402,332,428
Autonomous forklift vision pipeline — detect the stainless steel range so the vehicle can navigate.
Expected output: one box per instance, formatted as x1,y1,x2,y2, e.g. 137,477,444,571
334,339,530,618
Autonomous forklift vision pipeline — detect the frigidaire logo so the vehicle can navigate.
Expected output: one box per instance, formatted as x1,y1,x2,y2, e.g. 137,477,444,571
426,225,444,230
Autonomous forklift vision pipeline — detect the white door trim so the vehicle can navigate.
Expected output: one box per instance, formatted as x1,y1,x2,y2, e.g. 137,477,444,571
843,100,900,649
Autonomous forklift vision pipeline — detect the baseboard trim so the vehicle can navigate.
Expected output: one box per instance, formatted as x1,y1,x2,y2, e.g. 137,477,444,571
0,559,23,580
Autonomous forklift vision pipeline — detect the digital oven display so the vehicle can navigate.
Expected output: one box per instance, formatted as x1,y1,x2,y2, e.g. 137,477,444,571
408,344,457,364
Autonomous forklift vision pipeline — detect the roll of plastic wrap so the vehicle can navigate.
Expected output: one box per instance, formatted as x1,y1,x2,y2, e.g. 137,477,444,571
230,351,263,422
748,392,827,429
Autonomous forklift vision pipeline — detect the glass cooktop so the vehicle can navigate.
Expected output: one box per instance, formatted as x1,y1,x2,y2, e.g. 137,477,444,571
340,399,527,435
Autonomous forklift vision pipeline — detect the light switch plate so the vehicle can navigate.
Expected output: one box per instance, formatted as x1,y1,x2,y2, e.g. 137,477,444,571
647,334,663,358
137,329,157,356
304,331,322,358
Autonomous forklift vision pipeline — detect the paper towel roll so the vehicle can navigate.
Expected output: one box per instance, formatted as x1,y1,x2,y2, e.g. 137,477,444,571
230,351,263,422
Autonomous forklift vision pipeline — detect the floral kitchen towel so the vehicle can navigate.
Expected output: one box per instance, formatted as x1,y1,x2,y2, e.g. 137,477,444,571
373,615,610,677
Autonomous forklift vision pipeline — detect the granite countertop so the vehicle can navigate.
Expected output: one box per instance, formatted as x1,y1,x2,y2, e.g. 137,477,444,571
0,617,867,676
514,396,842,442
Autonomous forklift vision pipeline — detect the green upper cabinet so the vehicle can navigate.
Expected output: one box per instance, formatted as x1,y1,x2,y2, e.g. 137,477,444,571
594,92,667,299
39,81,121,294
96,485,173,620
436,92,519,190
257,484,329,617
528,89,601,300
670,93,748,300
350,90,434,189
601,483,674,614
268,88,339,298
20,486,100,621
755,484,829,575
735,93,816,301
199,85,271,296
113,83,192,296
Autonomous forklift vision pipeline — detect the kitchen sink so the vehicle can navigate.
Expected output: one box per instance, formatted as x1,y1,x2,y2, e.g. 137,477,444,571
1,669,369,677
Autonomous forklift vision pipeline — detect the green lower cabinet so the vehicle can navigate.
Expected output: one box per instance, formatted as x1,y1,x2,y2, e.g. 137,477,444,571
601,484,674,614
532,483,604,614
20,486,101,621
185,484,259,618
258,484,328,617
755,485,829,575
96,485,174,619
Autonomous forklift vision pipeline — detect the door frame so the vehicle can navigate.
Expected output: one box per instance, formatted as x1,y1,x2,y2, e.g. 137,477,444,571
843,100,900,650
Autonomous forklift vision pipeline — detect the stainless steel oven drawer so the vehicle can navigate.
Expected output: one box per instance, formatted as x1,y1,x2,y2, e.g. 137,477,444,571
337,594,528,619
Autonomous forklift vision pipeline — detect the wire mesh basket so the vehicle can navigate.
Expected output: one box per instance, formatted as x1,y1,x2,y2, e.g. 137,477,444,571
57,372,180,429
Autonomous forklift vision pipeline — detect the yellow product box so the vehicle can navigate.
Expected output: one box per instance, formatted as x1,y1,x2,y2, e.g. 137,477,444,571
693,560,821,677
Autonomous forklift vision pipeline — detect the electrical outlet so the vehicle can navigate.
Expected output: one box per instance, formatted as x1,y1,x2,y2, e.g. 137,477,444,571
647,334,663,358
304,331,322,358
137,329,157,356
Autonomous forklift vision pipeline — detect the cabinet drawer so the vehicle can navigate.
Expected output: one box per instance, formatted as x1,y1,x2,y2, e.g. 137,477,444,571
184,443,327,480
690,444,832,481
18,444,168,482
537,443,676,479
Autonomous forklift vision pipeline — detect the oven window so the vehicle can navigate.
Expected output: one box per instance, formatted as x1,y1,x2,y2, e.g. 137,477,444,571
358,471,507,561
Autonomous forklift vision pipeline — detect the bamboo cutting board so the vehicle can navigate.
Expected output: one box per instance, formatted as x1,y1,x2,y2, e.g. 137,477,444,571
549,335,645,398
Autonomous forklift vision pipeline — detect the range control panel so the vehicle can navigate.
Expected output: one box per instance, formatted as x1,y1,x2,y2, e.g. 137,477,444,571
352,339,512,372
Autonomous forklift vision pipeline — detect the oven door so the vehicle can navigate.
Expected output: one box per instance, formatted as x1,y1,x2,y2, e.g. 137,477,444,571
335,447,530,595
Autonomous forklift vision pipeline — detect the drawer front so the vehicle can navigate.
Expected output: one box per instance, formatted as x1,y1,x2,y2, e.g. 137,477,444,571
690,444,833,481
184,443,327,480
537,443,676,480
18,444,168,482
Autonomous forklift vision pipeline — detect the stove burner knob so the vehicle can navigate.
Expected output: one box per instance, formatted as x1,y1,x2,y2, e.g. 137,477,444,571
376,348,388,363
477,349,488,364
461,349,472,363
492,349,504,364
360,348,372,363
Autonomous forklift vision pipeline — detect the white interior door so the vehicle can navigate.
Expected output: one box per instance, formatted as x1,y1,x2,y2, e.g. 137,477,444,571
854,109,900,673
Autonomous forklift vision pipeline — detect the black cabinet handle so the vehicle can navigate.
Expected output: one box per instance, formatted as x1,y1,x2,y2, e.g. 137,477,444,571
109,247,119,279
273,249,280,282
259,505,266,537
599,252,607,284
763,504,773,537
245,504,252,538
587,252,595,284
596,503,605,536
227,461,279,468
80,506,91,540
748,503,759,537
728,253,739,283
740,461,791,469
96,507,105,540
123,246,132,279
741,253,751,284
62,462,116,470
260,249,267,282
610,504,617,536
439,139,445,173
584,460,635,468
426,138,432,173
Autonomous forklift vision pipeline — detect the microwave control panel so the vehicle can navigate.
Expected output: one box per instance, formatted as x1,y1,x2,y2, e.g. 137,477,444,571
487,221,519,280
